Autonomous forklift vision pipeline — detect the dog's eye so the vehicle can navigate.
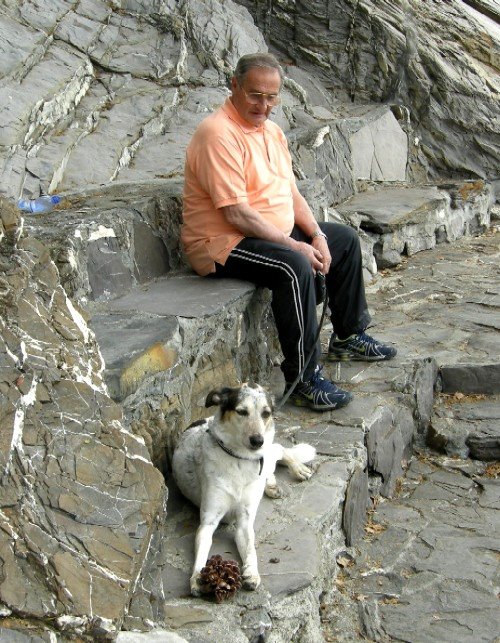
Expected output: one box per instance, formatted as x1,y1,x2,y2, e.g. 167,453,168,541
236,408,249,416
262,409,271,419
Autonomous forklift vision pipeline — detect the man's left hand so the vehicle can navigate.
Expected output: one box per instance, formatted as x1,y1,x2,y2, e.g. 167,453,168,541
311,236,332,274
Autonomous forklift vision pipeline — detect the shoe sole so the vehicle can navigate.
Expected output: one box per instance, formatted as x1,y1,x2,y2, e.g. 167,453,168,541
327,351,396,362
288,393,353,411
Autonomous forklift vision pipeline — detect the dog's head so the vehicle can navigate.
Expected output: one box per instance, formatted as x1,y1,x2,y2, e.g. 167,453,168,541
206,383,275,453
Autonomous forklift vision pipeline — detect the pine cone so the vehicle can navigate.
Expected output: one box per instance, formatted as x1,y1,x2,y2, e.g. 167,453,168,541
199,554,242,603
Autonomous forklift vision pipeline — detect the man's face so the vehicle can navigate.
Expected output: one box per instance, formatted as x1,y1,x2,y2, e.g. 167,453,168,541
230,67,281,127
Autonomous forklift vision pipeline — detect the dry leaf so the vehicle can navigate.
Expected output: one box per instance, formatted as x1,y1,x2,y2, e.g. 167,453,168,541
382,597,400,605
364,521,387,535
484,462,500,479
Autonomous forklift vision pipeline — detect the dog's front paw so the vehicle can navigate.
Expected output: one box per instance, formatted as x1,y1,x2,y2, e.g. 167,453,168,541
190,573,203,597
242,572,261,591
291,462,313,480
264,482,282,499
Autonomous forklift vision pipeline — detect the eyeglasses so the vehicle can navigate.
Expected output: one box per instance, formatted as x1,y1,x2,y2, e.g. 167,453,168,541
241,89,281,107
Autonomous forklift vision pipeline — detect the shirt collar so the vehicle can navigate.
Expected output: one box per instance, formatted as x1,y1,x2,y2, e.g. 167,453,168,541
221,97,268,134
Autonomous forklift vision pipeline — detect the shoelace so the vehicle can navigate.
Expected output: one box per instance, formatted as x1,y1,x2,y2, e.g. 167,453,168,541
352,331,376,345
309,366,339,393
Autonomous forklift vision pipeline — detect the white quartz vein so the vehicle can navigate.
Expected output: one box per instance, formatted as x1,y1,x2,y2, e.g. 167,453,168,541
4,376,38,477
88,226,116,242
65,295,90,343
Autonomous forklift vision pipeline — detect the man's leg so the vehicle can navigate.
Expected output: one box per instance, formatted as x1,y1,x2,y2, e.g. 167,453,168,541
316,222,371,338
214,237,319,383
318,222,396,361
215,236,353,411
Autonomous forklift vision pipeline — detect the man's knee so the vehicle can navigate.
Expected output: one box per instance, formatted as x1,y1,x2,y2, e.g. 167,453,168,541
269,252,313,293
292,256,315,287
322,222,361,256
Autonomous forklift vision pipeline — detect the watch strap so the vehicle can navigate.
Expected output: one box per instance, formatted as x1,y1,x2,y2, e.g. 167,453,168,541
311,229,327,240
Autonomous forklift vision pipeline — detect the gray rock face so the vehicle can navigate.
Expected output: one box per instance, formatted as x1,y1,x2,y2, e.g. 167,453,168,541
0,198,165,636
0,0,416,209
0,0,266,199
239,0,500,180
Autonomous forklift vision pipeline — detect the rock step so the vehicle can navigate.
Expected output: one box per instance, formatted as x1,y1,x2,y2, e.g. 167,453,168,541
336,181,493,269
69,181,493,475
124,400,369,641
18,183,497,642
90,274,259,402
428,393,500,460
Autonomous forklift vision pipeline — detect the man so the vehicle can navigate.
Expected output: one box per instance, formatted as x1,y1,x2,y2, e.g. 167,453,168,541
181,52,396,412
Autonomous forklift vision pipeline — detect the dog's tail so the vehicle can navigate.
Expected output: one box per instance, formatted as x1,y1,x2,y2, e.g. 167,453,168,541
285,443,316,464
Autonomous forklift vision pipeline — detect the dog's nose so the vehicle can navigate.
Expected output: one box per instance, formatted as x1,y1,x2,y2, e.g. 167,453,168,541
249,434,264,449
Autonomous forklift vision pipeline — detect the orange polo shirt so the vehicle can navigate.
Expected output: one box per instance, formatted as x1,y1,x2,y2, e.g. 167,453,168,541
181,98,296,275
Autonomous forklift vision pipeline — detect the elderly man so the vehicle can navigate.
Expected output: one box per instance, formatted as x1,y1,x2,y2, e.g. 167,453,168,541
181,52,396,412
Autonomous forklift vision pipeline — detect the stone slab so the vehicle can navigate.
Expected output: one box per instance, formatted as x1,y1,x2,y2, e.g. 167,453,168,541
258,520,319,597
295,422,365,459
117,631,188,642
108,275,255,318
440,363,500,394
0,629,49,643
343,464,370,546
336,186,448,231
466,425,500,461
428,394,500,460
346,109,408,182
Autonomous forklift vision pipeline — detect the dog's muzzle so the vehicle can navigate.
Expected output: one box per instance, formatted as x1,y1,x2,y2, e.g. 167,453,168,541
249,434,264,449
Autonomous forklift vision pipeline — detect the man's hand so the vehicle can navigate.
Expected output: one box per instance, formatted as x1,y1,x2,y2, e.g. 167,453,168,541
291,183,332,273
294,240,324,272
311,235,332,274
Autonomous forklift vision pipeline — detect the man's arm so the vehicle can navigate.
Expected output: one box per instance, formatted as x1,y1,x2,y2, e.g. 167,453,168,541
221,202,324,272
291,184,332,274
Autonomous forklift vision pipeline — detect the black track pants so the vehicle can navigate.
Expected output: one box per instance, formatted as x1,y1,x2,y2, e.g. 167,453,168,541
214,222,371,383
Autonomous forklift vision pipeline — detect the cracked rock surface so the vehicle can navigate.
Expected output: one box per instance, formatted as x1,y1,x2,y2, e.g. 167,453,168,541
0,197,165,637
321,454,500,643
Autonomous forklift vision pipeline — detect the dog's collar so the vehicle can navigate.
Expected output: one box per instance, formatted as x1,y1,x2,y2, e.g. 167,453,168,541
208,429,264,476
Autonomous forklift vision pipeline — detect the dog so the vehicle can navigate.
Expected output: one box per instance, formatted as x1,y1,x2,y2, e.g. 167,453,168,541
171,383,316,596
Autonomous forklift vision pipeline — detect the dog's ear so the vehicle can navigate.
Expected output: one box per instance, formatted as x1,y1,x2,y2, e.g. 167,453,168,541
205,387,241,410
205,389,223,408
206,388,237,408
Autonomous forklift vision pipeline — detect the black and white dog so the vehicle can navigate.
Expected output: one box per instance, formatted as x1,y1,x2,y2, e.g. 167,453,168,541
172,383,316,596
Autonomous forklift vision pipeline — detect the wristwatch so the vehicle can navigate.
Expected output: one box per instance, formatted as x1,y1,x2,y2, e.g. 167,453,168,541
311,229,327,240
